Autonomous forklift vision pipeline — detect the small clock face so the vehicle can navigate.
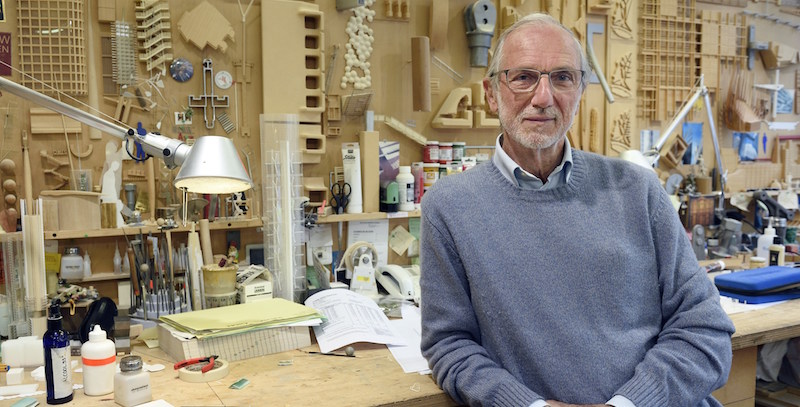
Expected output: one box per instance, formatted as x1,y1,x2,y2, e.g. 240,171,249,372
215,70,233,89
170,58,194,82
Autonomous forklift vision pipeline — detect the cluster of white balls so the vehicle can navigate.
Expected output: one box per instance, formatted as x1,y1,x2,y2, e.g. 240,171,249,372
341,0,376,90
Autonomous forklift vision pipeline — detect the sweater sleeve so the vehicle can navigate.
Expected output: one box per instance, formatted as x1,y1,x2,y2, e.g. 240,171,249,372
420,208,540,407
615,182,735,406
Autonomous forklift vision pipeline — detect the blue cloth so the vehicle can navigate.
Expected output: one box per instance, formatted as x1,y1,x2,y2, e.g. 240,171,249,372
420,150,735,407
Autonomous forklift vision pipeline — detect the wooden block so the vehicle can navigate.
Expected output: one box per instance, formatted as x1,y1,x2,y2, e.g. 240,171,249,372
41,199,59,231
359,131,379,214
39,190,101,231
712,346,756,405
428,1,447,51
411,37,431,112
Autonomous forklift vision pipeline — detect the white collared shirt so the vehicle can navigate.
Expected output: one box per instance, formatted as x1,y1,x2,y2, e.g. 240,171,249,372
492,134,573,190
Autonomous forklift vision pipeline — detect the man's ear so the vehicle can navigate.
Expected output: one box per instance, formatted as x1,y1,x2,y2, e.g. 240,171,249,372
483,78,499,114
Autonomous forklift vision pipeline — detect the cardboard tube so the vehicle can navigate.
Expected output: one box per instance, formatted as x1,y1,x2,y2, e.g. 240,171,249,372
411,37,431,112
199,219,214,266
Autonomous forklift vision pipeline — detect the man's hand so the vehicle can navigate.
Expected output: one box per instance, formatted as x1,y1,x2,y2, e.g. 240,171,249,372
546,401,610,407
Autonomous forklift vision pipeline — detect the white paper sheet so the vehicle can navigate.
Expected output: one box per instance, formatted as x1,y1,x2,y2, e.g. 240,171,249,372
388,303,431,374
304,289,406,353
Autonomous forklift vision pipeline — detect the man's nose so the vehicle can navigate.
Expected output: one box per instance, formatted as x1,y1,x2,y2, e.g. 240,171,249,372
529,75,555,108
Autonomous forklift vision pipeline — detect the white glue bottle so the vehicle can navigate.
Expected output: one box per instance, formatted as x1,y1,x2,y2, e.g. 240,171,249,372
397,166,415,212
81,325,116,396
757,220,777,260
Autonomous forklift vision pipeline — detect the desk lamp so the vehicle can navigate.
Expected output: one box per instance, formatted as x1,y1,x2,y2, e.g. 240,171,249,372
622,74,727,216
0,76,253,195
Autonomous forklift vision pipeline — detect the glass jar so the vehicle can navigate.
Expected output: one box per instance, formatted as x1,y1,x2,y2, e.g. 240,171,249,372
60,247,83,280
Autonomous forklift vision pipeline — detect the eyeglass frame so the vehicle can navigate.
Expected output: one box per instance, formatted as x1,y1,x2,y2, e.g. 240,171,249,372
489,68,586,94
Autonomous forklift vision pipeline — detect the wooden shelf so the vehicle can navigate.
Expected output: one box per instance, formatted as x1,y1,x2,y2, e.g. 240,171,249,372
316,210,421,224
44,218,263,240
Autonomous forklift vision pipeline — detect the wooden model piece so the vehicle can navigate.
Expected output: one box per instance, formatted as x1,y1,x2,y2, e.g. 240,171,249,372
17,0,87,95
638,1,746,123
303,177,328,209
261,1,325,165
29,108,81,134
721,69,764,132
411,37,431,112
112,21,138,87
136,0,174,73
384,0,409,20
610,52,633,98
97,0,116,22
177,1,235,53
431,88,472,129
759,41,800,70
471,82,499,129
611,0,633,39
429,1,448,50
609,110,632,154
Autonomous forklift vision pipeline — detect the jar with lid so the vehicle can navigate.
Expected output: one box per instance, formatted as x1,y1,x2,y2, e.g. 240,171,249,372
114,355,152,407
439,142,453,164
423,141,439,163
60,247,83,280
452,141,466,161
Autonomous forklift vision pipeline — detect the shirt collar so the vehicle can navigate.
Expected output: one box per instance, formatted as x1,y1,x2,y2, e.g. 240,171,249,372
492,134,573,190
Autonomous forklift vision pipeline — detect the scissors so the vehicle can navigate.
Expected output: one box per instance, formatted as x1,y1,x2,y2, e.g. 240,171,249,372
330,182,351,214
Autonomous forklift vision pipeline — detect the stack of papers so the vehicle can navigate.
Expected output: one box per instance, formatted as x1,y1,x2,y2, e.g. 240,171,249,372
159,298,323,339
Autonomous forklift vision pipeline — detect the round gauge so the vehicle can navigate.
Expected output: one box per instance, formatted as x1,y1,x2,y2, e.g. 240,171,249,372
169,58,194,82
215,70,233,89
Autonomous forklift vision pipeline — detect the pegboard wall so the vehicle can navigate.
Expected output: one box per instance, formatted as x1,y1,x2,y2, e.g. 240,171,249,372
0,0,796,231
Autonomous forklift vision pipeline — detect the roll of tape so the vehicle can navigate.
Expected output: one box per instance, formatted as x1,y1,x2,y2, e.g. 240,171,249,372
343,241,378,272
178,358,230,383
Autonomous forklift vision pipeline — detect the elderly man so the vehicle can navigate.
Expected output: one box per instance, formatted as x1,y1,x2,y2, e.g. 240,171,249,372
420,13,734,407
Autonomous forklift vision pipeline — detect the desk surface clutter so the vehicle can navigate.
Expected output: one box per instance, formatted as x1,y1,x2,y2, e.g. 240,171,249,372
5,294,800,406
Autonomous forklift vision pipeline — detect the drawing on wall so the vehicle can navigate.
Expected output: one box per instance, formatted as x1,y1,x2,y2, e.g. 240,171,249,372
776,88,794,114
733,131,759,161
611,52,633,98
610,110,632,153
611,0,633,40
681,122,703,165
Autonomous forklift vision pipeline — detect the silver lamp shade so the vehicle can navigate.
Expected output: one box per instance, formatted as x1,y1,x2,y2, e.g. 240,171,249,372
173,136,253,194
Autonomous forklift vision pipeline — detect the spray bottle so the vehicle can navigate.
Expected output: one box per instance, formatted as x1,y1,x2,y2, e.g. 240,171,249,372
44,301,73,404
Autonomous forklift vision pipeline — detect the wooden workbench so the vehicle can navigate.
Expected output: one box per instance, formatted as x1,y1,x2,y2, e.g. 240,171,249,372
14,298,800,406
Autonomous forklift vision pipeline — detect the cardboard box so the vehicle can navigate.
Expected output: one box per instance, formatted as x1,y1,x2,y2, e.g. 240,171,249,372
157,323,311,363
237,278,273,303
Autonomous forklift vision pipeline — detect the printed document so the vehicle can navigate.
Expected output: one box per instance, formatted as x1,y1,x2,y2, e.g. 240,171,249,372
304,289,406,353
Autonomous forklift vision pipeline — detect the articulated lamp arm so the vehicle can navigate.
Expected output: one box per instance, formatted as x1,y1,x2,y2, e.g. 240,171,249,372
0,76,190,168
0,76,252,194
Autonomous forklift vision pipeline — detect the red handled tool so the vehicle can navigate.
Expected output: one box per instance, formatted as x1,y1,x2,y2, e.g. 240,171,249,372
174,355,218,374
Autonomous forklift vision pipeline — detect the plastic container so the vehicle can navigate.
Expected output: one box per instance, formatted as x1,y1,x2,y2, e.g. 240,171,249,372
757,224,776,259
438,142,453,164
201,263,237,295
452,141,466,161
410,162,424,204
44,302,73,404
114,355,152,407
423,141,439,163
60,247,83,280
749,256,767,269
396,166,415,212
81,325,116,396
422,163,440,195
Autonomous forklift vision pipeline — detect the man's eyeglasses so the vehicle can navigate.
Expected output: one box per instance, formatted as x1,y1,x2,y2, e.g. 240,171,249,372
491,68,584,93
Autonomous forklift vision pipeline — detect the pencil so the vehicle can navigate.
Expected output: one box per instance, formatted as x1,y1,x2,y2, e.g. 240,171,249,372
0,364,10,372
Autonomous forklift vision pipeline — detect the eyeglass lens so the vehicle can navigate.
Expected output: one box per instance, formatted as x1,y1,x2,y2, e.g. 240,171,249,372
505,69,581,92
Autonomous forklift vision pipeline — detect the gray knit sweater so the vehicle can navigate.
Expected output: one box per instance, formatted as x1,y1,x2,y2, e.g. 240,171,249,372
420,150,735,406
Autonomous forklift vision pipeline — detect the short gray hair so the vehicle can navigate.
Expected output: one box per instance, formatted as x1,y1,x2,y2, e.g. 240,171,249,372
487,13,590,90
